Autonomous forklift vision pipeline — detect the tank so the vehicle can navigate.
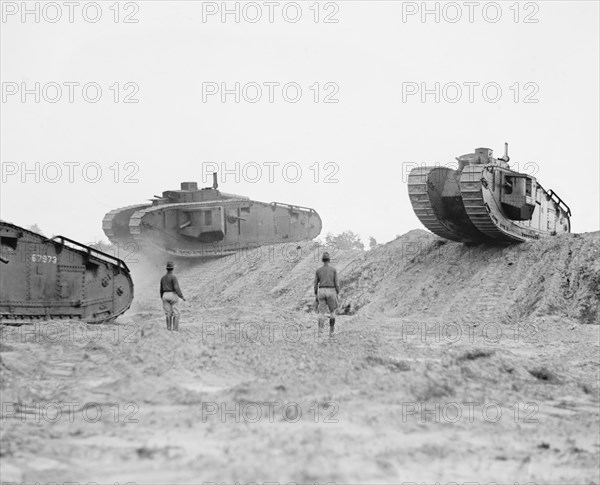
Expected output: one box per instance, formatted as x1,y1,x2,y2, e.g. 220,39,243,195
0,221,134,324
103,174,323,257
408,144,571,243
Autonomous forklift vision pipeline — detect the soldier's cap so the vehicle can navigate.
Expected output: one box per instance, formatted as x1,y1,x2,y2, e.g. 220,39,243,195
322,252,330,262
166,261,175,269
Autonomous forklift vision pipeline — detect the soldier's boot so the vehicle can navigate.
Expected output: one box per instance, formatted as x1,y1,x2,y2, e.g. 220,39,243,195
329,317,336,336
173,315,180,331
166,316,172,331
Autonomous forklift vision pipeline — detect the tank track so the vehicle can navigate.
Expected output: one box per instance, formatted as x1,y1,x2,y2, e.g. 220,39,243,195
1,313,123,326
459,165,524,243
102,203,151,242
407,167,471,242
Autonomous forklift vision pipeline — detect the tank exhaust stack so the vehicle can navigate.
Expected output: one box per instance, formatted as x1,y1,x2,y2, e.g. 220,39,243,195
201,172,219,190
499,142,510,163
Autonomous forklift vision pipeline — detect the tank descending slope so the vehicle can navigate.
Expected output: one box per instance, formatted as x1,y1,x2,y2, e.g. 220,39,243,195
0,222,134,324
408,144,571,243
103,174,323,257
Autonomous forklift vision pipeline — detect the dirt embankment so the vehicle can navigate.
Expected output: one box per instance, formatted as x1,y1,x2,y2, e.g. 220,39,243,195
340,230,600,325
4,227,599,329
143,229,600,327
1,230,598,484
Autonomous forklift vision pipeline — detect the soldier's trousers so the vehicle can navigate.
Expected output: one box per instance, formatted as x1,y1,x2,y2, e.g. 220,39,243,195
317,287,338,326
162,292,180,317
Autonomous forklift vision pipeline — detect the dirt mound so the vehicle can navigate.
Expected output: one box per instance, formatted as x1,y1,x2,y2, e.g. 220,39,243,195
155,230,599,326
340,230,600,325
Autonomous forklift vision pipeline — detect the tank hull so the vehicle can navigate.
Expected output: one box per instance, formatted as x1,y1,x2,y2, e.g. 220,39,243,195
460,164,571,242
408,151,571,243
1,222,134,324
104,182,322,257
127,199,322,257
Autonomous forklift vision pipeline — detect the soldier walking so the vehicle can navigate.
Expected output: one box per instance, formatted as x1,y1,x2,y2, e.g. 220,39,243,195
314,251,340,336
160,261,186,331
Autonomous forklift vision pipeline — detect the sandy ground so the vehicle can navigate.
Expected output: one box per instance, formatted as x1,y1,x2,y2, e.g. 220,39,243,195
1,231,599,484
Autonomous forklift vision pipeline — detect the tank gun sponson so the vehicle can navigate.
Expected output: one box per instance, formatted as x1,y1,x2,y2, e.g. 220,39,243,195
103,173,322,257
408,144,571,243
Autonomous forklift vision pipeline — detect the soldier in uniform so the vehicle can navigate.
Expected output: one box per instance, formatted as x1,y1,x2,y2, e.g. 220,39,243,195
160,261,186,331
314,251,340,336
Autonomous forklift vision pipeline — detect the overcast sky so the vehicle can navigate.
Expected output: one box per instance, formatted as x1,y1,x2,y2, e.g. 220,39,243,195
1,0,598,245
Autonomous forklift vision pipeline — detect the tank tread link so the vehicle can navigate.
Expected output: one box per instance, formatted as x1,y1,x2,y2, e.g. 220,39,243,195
1,221,134,325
